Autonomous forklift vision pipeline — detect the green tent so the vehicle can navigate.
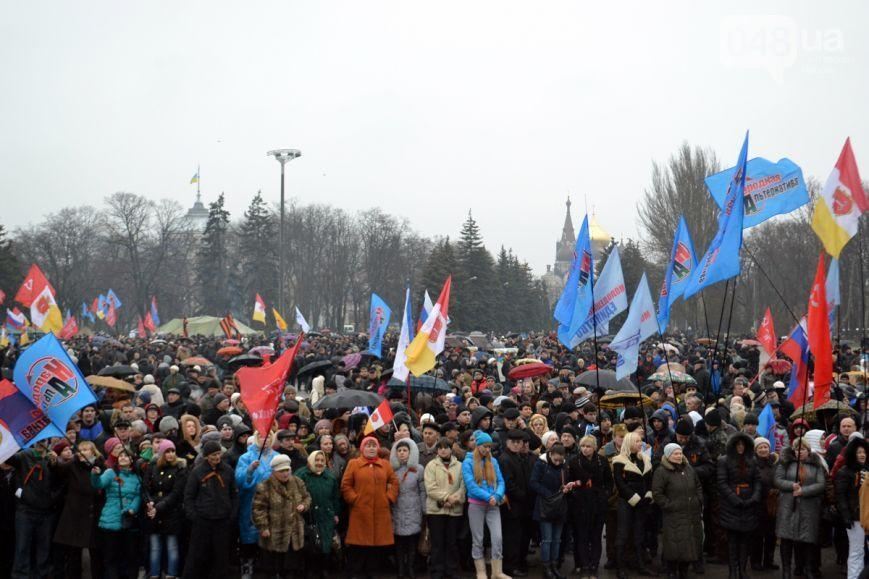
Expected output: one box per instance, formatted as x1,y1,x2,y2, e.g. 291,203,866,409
156,316,261,337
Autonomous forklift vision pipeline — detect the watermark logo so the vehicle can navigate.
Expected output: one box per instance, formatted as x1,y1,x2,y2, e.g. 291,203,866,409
720,15,844,83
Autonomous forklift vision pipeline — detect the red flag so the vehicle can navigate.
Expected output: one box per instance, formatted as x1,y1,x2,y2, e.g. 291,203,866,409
0,289,5,305
143,311,156,333
14,264,55,307
106,301,117,328
90,298,99,313
59,316,78,340
757,307,776,356
137,316,147,338
807,254,833,409
237,335,305,439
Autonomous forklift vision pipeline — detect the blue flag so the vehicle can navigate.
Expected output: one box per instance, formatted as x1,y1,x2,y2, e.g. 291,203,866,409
564,245,628,347
0,379,65,448
150,297,161,326
554,216,594,336
657,216,698,332
684,132,748,299
366,293,392,358
610,274,659,380
706,157,809,228
12,334,98,431
106,289,122,309
826,258,839,335
80,302,94,324
757,403,776,452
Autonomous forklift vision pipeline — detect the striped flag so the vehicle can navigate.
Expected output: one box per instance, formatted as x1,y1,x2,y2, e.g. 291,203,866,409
811,138,867,258
405,276,451,377
220,313,240,339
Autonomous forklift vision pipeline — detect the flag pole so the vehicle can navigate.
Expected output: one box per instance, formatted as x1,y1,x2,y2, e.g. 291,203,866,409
858,226,868,434
706,279,731,403
720,280,739,378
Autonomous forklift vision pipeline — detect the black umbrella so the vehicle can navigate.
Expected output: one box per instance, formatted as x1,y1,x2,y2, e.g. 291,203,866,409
227,354,263,369
388,375,450,394
297,360,333,377
575,369,635,392
98,365,137,378
314,389,383,409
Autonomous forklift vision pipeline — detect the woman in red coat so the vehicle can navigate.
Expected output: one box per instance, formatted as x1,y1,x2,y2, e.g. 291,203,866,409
341,436,399,577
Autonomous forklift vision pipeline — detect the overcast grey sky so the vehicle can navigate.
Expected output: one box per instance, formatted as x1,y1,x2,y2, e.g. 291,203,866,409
1,1,867,274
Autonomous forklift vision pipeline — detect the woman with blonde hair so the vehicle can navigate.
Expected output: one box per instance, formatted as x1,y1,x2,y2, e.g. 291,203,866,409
461,431,508,579
611,431,653,578
176,414,201,463
529,414,548,439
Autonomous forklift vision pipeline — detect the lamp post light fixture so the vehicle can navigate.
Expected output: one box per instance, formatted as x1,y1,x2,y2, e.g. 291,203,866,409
267,148,302,321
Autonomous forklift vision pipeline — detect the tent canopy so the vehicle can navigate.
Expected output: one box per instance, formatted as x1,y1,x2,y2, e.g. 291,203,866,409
156,316,260,337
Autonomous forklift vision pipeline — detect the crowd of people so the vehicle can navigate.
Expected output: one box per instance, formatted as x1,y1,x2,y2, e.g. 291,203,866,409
0,330,867,579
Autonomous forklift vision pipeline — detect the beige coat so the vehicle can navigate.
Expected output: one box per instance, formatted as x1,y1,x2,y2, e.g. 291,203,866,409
252,475,312,552
423,455,465,516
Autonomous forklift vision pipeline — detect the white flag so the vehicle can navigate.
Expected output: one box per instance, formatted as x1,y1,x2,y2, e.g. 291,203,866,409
568,246,628,347
610,273,658,380
392,287,414,382
295,307,310,333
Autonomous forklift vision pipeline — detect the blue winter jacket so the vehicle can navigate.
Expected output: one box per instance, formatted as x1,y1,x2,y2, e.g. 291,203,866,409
461,453,505,504
91,468,141,531
235,445,278,544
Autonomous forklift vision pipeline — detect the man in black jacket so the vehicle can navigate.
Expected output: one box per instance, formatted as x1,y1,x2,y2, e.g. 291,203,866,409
5,442,58,579
500,429,533,577
183,440,238,579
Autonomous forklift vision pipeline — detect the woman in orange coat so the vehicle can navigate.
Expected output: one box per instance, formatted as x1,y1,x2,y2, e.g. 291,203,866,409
341,436,399,577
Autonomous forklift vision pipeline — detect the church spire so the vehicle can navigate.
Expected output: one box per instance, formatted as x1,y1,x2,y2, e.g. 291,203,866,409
560,196,575,245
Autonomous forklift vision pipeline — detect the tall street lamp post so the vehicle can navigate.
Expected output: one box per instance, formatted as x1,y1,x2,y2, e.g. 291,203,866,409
267,148,301,321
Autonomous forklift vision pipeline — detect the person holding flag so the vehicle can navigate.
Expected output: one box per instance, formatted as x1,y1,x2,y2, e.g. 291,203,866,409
294,307,310,333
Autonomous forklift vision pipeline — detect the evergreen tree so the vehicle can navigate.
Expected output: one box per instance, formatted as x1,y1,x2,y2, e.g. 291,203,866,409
238,191,278,319
0,224,21,303
196,193,233,315
454,211,497,331
421,237,459,316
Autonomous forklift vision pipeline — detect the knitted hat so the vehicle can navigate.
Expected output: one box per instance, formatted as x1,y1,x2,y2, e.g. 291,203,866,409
201,431,222,446
230,392,241,406
156,439,176,458
704,408,722,427
216,416,234,430
474,430,493,446
753,437,771,451
143,374,155,385
271,454,292,472
675,418,695,436
742,413,760,426
541,431,559,448
159,415,179,434
574,396,591,409
663,443,681,459
201,440,222,456
52,439,70,455
104,437,122,456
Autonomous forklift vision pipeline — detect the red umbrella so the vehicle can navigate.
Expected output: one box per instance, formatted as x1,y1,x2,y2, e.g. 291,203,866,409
508,362,553,381
217,346,243,357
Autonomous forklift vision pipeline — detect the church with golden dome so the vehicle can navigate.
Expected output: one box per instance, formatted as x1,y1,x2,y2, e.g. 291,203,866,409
541,197,612,305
